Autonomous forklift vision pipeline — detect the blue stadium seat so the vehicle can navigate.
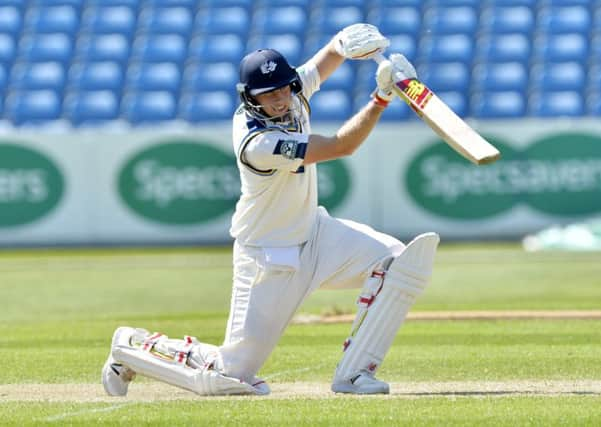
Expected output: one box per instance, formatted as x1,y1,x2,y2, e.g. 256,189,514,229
369,0,421,7
587,92,601,116
388,34,417,62
0,64,7,92
354,61,377,93
122,91,177,124
472,62,528,91
19,34,73,64
367,7,421,37
189,34,245,63
183,62,237,92
418,34,474,63
378,98,411,121
64,90,120,125
423,0,480,5
537,6,591,34
138,7,193,36
0,34,16,66
179,91,236,122
320,61,354,91
530,62,586,92
252,7,308,37
196,7,250,37
423,6,478,34
320,0,365,6
75,34,130,64
205,0,254,8
126,62,181,94
33,0,84,7
86,0,139,6
308,91,352,121
247,34,303,66
4,90,62,125
131,35,187,64
538,0,591,5
529,91,585,117
0,6,21,36
311,7,365,35
533,33,588,63
10,61,66,92
437,91,468,117
476,34,531,63
418,62,470,92
81,6,137,37
482,0,535,6
471,91,527,118
588,64,601,93
69,61,124,91
480,7,534,34
24,6,80,35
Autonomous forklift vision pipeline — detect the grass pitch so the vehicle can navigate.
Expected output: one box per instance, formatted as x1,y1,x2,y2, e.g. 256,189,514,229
1,243,601,425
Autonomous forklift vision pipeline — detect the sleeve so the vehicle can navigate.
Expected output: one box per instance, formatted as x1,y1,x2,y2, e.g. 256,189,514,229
297,61,321,100
240,130,309,174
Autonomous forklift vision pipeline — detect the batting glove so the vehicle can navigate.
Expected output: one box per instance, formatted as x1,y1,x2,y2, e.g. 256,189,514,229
389,53,417,80
334,23,390,60
373,59,395,107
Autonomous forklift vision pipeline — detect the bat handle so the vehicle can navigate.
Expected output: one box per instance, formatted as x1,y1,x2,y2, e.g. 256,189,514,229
372,52,407,81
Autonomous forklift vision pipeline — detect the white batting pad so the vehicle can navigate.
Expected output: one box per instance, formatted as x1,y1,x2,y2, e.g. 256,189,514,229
112,335,260,396
334,232,439,382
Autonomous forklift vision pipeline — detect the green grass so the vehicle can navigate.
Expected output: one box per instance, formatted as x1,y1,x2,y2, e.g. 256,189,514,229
1,243,601,425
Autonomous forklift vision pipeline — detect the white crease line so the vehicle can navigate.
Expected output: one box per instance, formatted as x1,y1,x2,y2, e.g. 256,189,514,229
42,402,135,422
263,362,331,381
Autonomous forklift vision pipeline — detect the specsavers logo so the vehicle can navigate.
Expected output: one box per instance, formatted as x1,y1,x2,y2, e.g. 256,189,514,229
0,144,64,227
118,142,240,225
318,159,351,212
407,133,601,219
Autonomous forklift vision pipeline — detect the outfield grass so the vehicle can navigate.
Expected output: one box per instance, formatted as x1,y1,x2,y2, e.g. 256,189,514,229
1,243,601,425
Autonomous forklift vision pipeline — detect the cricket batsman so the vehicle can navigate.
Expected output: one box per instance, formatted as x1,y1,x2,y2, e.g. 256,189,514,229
102,23,439,396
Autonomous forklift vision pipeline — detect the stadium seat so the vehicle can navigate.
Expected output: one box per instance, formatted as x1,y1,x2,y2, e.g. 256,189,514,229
19,34,74,64
388,34,417,62
537,0,591,6
588,64,601,93
189,34,245,63
131,35,187,64
10,61,66,92
378,98,411,121
75,34,130,64
321,0,365,6
196,7,250,37
126,62,181,94
418,34,474,63
530,62,586,92
423,0,480,5
320,61,355,91
587,92,601,115
529,91,585,117
205,0,254,8
482,0,535,6
182,62,237,92
86,0,139,6
479,7,534,34
0,6,21,36
4,90,62,125
247,34,303,66
533,33,588,63
252,7,307,37
423,6,479,34
0,34,16,66
308,91,352,121
367,7,421,37
437,91,468,117
137,7,193,36
64,90,120,125
81,6,137,38
0,64,7,92
418,62,470,92
472,62,528,92
368,0,421,8
69,61,124,91
471,91,527,118
311,7,365,35
537,6,591,34
179,91,236,122
475,34,531,63
24,6,80,35
122,91,177,124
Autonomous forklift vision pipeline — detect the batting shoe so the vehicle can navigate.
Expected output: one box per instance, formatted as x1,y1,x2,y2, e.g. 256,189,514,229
102,326,138,396
331,371,390,394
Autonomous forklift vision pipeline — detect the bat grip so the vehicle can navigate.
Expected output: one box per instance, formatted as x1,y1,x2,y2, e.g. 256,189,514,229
372,52,407,80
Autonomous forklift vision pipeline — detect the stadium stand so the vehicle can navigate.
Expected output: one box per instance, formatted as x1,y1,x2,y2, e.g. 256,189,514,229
0,0,599,125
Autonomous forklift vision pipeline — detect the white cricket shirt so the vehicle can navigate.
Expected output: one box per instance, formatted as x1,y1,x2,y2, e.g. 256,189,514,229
230,61,321,247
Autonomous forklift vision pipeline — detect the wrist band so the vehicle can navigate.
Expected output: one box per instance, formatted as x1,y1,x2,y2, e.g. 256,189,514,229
372,92,390,108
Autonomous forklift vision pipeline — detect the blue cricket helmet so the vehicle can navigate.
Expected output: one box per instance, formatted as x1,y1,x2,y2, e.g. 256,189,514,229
237,49,302,105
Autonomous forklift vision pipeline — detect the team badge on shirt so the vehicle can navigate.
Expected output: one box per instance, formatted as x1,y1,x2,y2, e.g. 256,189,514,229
279,140,298,159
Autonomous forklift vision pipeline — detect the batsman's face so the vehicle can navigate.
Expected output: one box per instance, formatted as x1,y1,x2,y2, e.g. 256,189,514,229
255,85,292,117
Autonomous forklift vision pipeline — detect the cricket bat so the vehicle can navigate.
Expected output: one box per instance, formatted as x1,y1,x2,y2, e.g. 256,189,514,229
374,53,500,165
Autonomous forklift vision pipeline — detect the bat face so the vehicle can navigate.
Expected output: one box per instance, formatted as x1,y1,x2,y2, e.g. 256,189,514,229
391,78,501,165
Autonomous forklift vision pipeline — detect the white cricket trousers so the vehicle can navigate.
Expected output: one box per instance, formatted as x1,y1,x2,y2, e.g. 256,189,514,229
219,207,404,383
